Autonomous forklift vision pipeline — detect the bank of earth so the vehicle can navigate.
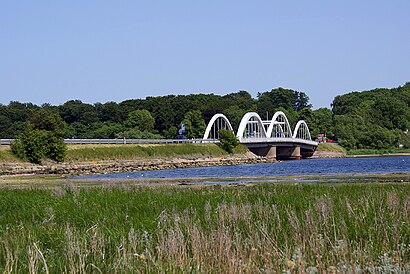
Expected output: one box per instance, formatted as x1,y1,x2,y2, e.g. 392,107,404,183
0,143,348,176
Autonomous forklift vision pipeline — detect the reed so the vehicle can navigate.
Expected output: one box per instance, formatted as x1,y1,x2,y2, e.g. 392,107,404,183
0,183,409,273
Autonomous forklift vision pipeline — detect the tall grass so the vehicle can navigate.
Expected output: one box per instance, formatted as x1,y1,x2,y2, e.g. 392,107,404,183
0,183,409,272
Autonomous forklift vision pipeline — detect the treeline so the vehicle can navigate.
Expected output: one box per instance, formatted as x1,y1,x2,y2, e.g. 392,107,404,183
0,89,312,139
331,83,410,149
1,83,409,149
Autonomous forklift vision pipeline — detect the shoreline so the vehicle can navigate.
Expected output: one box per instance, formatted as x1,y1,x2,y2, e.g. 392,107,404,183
1,150,409,176
347,152,410,157
0,154,276,176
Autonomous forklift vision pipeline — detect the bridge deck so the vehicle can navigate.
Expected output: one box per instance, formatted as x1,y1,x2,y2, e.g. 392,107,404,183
239,137,318,146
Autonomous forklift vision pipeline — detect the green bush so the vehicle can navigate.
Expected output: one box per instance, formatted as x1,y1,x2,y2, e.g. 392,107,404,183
11,127,67,164
11,109,67,164
218,129,239,153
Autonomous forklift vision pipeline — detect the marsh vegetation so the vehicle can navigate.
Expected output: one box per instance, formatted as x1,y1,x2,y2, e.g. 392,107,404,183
0,182,409,273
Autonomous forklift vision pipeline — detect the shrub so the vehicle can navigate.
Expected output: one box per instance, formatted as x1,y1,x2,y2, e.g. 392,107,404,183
11,109,67,164
11,126,67,164
218,129,239,153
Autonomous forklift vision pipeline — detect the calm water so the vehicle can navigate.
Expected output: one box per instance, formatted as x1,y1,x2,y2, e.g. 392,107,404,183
76,156,410,179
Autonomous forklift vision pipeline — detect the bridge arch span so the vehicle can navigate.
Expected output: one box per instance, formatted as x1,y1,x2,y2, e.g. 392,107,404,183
266,111,292,138
236,112,267,139
203,113,234,140
292,120,312,140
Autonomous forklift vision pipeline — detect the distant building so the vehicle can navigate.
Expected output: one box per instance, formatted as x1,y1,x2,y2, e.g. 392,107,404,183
315,134,327,143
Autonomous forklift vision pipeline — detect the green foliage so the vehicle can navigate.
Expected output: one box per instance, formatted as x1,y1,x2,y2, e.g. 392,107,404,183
312,108,334,138
181,110,206,138
331,84,410,149
399,132,410,148
162,126,179,139
224,105,250,131
29,108,65,136
257,87,311,116
218,129,239,153
11,109,67,164
92,122,125,138
2,83,409,152
11,127,66,164
118,128,163,139
124,109,155,131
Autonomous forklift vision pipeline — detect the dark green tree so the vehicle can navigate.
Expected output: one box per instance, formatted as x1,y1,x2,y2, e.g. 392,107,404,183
124,109,155,132
181,110,206,138
218,129,239,153
11,109,67,163
311,108,334,138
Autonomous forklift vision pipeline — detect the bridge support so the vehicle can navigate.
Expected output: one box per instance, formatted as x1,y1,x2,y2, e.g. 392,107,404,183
290,145,301,160
266,145,276,159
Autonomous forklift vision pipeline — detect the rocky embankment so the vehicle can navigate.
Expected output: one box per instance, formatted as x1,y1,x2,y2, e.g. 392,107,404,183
1,150,348,176
0,153,276,176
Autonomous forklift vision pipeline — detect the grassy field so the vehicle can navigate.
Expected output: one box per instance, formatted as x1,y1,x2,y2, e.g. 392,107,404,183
0,143,248,163
347,148,410,156
316,143,347,154
0,146,20,162
0,182,408,273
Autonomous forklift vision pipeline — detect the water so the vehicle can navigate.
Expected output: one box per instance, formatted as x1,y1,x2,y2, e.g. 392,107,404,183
75,156,410,179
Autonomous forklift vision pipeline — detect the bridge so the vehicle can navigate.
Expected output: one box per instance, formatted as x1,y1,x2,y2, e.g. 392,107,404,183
0,111,317,159
203,111,318,159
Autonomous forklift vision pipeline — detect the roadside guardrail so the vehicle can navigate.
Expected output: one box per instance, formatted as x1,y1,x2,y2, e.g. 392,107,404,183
0,138,218,145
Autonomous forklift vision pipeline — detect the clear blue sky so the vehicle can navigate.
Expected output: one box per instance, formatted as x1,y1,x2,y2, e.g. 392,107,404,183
1,1,409,109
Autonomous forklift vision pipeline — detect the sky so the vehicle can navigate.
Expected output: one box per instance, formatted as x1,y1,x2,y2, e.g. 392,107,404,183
1,1,409,109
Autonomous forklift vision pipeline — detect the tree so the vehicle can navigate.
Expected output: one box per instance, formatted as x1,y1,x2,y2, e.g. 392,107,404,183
312,108,334,138
95,102,122,123
58,100,97,124
30,109,65,136
124,109,155,132
298,108,315,129
11,109,67,164
117,129,163,139
257,88,311,116
92,123,124,138
162,126,179,139
224,105,248,132
218,129,239,153
181,110,206,138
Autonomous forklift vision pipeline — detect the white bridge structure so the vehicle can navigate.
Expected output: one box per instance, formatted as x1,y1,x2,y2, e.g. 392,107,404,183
203,111,318,159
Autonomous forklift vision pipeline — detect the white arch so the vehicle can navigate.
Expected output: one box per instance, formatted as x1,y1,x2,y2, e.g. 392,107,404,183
271,124,285,138
236,112,267,139
203,113,234,139
266,111,293,138
292,120,312,140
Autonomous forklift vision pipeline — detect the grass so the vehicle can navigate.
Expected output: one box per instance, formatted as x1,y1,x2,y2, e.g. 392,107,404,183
0,143,249,163
316,143,347,154
0,182,409,273
348,148,410,156
65,143,227,161
0,146,20,162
